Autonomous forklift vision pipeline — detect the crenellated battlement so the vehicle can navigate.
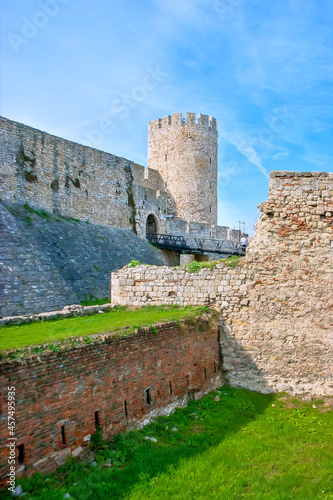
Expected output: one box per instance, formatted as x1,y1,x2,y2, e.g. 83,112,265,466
149,112,218,131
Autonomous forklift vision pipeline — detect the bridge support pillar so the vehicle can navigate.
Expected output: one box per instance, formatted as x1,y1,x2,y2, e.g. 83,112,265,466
180,254,195,265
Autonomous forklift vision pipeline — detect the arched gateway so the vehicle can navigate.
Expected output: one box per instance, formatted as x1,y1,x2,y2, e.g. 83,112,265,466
146,214,157,236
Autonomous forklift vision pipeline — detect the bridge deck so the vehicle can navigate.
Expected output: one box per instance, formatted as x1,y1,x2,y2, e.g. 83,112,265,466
146,233,245,256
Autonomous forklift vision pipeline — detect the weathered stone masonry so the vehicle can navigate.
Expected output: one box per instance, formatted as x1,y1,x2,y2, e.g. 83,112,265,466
0,114,242,318
0,116,134,229
0,201,164,318
0,114,221,237
148,112,218,224
0,317,220,480
112,172,333,396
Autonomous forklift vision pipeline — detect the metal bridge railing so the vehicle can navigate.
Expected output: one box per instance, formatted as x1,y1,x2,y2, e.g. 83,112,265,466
146,233,245,256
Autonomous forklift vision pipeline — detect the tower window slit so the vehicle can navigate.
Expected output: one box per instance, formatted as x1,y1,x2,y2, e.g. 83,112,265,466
124,400,128,418
169,381,173,395
204,367,207,380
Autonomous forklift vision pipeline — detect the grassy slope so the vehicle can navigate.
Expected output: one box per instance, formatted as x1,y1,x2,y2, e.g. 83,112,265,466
0,306,208,351
10,387,332,500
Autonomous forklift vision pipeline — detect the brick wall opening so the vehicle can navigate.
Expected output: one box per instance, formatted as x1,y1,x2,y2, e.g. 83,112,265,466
145,388,152,405
17,444,25,465
95,411,100,429
61,426,66,445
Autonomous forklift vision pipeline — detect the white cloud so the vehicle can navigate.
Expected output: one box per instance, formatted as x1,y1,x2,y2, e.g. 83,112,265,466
219,130,269,180
272,151,290,160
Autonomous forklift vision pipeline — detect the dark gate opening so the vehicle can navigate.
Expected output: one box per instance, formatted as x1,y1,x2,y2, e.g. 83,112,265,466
146,214,157,236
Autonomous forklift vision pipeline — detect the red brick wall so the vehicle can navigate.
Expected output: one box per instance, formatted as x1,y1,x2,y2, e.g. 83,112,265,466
0,318,220,480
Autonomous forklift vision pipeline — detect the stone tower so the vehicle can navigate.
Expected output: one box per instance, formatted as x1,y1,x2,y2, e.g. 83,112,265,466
148,112,218,225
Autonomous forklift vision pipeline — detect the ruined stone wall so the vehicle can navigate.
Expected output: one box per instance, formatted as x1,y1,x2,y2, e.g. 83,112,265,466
0,318,220,479
111,172,333,396
111,263,248,308
148,113,218,225
233,171,332,395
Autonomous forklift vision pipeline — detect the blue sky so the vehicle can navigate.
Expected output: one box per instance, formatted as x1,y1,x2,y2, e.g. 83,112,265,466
1,0,333,234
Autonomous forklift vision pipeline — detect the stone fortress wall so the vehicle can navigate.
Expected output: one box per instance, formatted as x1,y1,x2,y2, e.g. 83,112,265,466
112,172,333,396
0,201,164,318
148,112,218,225
0,116,170,317
0,114,242,316
0,116,134,230
0,114,231,241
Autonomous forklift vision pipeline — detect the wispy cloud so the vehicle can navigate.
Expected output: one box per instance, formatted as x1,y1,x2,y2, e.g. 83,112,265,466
219,130,269,180
272,151,290,161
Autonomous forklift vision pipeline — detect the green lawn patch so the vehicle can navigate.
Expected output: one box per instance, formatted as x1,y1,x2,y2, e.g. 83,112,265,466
0,305,209,352
184,256,241,273
80,296,110,307
10,388,333,499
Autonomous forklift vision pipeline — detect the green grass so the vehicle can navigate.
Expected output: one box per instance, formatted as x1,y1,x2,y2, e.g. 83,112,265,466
184,256,241,273
23,203,51,220
80,297,110,307
221,255,241,268
0,305,209,351
22,203,81,224
128,259,142,267
9,388,332,499
186,260,218,272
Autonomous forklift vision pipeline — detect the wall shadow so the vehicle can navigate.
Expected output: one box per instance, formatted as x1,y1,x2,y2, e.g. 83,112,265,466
64,385,274,499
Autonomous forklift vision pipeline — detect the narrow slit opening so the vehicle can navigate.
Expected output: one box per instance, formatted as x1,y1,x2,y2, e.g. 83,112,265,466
61,425,66,445
145,388,152,405
204,367,207,380
169,381,173,395
124,400,128,418
95,410,100,429
18,444,24,465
